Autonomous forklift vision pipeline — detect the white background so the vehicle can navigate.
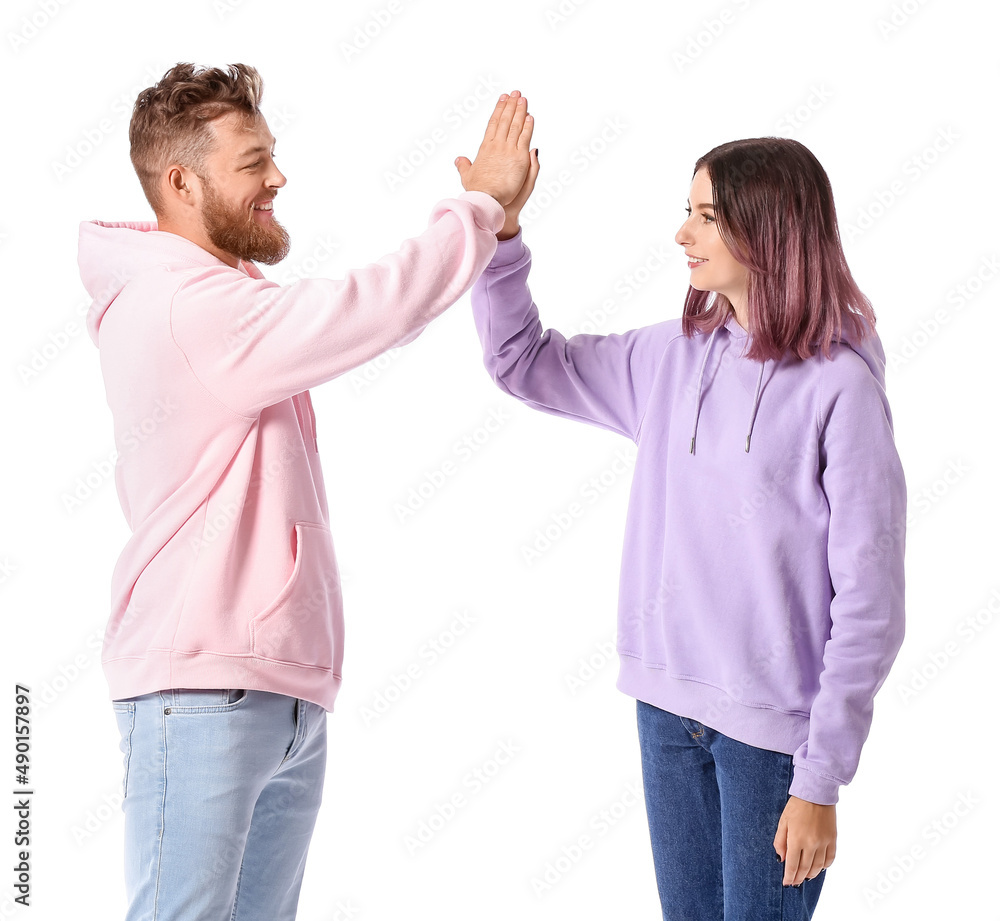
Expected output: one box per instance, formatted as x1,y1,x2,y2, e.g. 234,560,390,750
2,0,998,918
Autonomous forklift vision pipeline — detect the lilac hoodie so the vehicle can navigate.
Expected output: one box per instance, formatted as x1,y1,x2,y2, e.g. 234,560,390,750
79,191,504,711
471,232,906,805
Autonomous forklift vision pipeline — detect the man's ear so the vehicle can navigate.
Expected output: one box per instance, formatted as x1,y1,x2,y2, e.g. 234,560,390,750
164,165,199,207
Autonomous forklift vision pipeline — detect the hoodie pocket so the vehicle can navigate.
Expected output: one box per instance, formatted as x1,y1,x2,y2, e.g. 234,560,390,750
249,521,343,671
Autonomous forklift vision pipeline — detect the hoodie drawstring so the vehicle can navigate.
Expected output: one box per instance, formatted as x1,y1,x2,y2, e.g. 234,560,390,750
689,326,720,455
689,325,767,455
745,360,765,453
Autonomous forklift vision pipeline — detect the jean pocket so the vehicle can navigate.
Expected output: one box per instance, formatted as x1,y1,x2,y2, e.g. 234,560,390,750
111,701,136,801
162,688,251,714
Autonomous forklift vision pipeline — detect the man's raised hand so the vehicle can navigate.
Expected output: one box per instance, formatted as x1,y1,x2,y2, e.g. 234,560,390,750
455,91,534,206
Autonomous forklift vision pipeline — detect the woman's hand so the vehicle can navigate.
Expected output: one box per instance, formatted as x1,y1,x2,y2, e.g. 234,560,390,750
773,795,837,887
495,144,539,240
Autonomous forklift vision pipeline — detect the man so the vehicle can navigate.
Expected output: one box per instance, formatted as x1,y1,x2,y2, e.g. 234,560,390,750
78,62,534,920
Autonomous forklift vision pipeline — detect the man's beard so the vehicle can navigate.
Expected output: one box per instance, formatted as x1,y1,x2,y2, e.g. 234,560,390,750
200,180,291,266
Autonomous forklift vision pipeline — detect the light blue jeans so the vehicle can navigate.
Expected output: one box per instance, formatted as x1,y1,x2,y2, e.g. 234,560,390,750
112,688,327,921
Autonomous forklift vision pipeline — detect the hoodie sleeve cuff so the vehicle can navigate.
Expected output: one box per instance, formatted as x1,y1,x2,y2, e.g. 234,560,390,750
483,227,526,269
456,190,505,235
789,767,841,806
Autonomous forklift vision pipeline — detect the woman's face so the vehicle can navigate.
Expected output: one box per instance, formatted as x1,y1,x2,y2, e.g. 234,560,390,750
675,167,749,313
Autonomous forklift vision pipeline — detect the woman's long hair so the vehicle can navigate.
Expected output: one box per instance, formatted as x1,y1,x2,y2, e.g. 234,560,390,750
682,137,875,362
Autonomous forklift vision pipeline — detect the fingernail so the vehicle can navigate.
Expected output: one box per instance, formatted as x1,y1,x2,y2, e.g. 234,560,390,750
775,853,781,861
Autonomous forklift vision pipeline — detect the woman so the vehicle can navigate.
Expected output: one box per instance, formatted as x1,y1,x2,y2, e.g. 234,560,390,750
458,118,906,920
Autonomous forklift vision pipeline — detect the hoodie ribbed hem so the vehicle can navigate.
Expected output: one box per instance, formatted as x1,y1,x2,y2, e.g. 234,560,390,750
617,652,841,804
104,651,341,712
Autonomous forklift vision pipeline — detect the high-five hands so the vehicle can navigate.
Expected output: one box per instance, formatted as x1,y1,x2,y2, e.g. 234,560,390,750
456,91,539,238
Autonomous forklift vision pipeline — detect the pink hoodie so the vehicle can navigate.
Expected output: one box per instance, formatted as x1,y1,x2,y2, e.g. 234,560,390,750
79,191,504,710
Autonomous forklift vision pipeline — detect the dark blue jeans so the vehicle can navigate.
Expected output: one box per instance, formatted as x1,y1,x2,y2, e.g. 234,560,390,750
636,700,826,920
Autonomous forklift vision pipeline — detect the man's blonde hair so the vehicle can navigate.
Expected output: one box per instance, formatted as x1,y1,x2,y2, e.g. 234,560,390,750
129,62,264,214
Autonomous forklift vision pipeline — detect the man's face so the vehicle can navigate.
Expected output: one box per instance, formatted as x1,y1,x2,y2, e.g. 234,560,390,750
196,111,290,265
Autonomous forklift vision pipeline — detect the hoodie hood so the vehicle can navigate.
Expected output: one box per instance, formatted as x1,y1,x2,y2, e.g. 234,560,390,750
78,220,241,346
689,311,888,455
